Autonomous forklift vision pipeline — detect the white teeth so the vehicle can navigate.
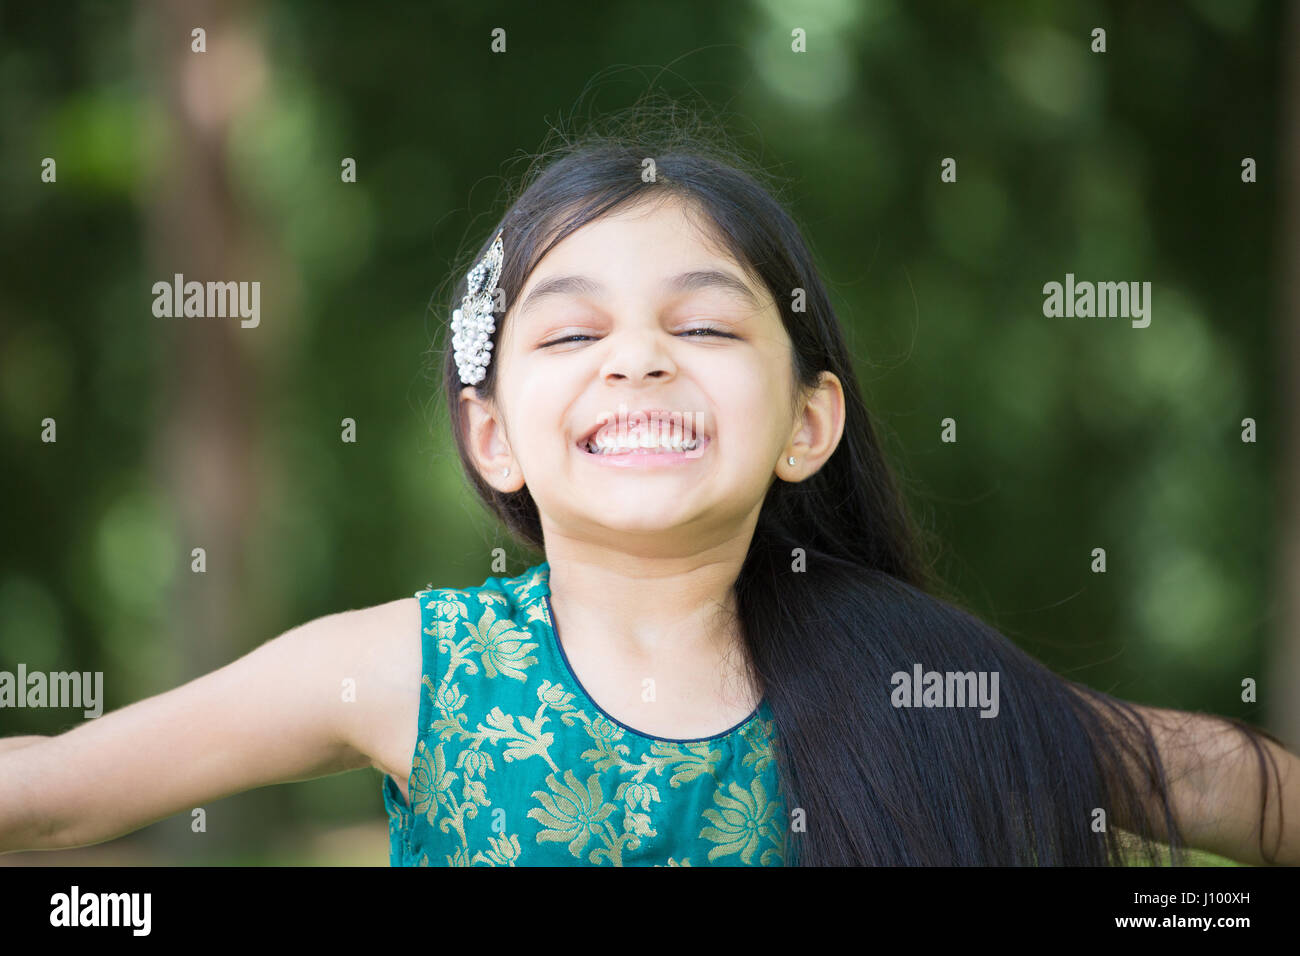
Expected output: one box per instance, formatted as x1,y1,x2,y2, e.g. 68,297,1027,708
584,436,702,455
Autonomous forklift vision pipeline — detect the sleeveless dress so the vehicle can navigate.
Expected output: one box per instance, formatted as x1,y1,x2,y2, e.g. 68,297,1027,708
382,562,787,866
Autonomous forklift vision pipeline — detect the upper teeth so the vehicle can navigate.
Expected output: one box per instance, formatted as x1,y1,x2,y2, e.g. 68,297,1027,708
586,431,701,454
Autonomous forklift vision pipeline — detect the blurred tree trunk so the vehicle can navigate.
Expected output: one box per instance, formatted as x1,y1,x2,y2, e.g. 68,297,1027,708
138,0,267,861
1273,0,1300,752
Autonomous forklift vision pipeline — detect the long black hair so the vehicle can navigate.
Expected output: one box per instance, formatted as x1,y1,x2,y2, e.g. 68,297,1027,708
433,99,1286,865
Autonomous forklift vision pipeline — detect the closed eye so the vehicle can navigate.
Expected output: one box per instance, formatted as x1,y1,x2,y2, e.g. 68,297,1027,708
540,328,737,347
679,327,737,339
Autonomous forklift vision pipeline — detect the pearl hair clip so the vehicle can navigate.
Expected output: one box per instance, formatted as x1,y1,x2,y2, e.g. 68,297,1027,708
451,230,504,386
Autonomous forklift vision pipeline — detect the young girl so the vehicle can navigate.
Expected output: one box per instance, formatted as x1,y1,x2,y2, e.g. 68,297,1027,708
2,112,1297,867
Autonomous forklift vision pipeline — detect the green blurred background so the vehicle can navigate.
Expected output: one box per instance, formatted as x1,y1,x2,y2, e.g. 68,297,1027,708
1,0,1295,865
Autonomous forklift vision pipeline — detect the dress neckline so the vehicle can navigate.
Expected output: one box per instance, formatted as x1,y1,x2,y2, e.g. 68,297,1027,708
533,566,765,744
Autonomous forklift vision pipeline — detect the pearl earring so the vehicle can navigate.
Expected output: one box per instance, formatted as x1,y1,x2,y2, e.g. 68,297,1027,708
503,467,510,477
787,456,796,465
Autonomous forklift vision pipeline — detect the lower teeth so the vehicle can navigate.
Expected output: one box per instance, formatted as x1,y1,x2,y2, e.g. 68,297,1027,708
586,440,700,455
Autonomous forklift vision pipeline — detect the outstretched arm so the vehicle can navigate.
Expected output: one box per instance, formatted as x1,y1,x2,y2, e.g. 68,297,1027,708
0,600,412,854
1115,702,1300,865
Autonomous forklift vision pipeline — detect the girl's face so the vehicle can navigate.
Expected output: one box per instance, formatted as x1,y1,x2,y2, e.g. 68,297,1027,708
462,197,842,553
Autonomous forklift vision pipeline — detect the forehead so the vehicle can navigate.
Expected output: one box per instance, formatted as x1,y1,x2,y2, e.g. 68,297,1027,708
510,199,768,312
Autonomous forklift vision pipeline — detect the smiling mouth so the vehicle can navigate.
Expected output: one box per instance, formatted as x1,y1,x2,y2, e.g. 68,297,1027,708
576,428,711,460
573,405,714,465
578,437,709,457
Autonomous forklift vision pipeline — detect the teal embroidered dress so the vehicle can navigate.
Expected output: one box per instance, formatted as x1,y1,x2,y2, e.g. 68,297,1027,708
382,562,787,866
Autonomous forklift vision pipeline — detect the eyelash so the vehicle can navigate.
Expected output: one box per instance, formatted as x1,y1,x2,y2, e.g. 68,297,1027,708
541,328,737,347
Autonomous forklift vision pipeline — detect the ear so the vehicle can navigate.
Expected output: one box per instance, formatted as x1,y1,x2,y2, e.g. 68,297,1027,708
460,387,523,491
777,371,845,481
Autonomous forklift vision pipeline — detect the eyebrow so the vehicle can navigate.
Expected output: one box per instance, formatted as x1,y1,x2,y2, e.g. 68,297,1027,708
515,269,764,319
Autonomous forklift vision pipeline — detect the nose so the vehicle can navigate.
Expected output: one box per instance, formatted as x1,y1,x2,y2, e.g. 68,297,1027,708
599,326,677,384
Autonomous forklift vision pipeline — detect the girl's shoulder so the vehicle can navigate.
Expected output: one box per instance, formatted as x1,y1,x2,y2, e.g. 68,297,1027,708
321,596,424,789
411,564,553,635
343,564,549,787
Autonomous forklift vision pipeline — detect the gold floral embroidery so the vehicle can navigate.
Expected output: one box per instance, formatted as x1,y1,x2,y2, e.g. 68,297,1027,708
408,739,451,823
740,717,776,774
476,706,559,770
474,833,522,867
446,846,474,867
455,747,495,805
699,774,784,865
528,769,619,860
465,605,538,681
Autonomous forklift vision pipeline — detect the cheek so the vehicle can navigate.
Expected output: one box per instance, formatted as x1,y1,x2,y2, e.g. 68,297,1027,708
511,378,583,468
709,362,789,460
